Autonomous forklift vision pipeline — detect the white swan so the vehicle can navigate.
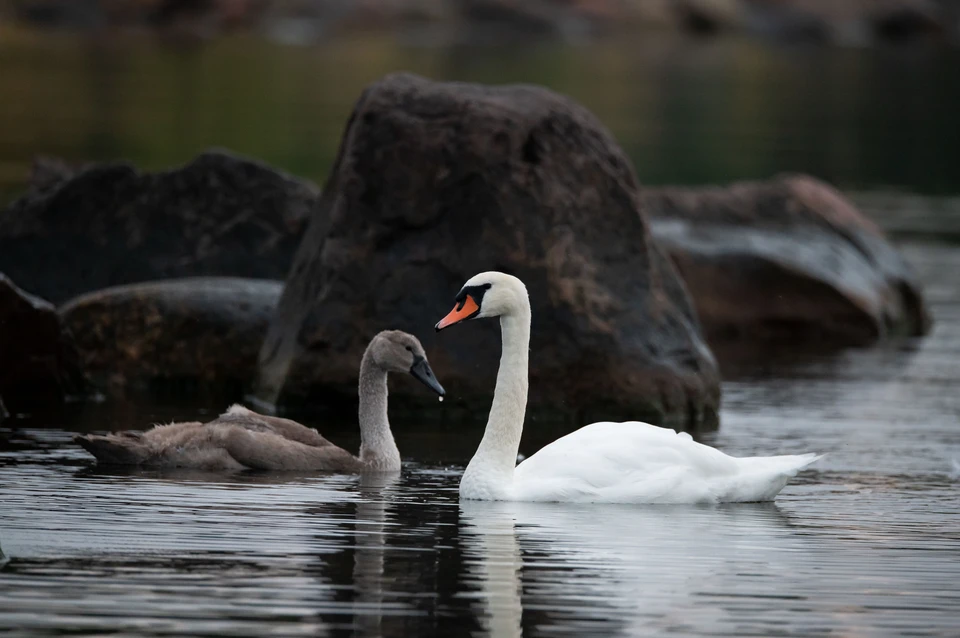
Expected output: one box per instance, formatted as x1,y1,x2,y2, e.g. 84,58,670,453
435,272,821,503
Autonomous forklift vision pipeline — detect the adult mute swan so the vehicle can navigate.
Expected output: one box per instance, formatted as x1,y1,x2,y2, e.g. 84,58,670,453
435,272,821,503
76,330,445,472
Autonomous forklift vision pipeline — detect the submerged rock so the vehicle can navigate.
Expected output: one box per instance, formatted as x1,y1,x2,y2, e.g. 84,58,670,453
0,273,88,411
643,175,931,350
255,73,720,430
60,278,283,392
0,150,319,304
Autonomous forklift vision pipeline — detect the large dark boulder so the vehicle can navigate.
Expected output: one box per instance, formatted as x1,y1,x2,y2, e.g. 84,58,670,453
0,150,319,304
60,277,283,392
0,273,88,411
643,175,931,351
255,73,720,431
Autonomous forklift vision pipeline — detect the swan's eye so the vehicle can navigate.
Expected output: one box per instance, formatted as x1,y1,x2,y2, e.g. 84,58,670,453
483,283,492,290
405,346,412,352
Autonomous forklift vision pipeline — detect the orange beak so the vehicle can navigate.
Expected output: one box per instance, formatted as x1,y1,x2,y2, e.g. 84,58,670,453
435,294,480,331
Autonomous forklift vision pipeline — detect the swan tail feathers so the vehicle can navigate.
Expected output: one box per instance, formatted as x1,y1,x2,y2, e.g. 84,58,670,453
782,452,824,474
75,433,151,465
741,452,824,476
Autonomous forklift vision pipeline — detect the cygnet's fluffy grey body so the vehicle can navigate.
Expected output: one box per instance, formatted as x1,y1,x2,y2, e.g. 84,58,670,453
75,331,444,473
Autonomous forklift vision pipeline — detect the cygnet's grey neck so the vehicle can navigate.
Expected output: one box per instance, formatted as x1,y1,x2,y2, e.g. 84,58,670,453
357,346,401,472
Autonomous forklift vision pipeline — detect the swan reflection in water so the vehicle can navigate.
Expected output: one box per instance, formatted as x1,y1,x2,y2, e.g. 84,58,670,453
458,500,803,637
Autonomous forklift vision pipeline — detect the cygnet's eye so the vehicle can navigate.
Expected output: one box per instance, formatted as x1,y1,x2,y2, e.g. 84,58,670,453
405,346,413,352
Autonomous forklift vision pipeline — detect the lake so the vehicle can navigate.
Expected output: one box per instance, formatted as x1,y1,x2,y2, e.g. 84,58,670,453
2,235,959,636
1,28,960,638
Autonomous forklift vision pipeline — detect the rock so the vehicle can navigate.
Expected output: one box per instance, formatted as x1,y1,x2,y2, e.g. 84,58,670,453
675,0,746,34
27,156,89,194
0,273,88,411
461,0,563,36
457,0,615,40
12,0,103,28
59,277,283,392
12,0,265,31
348,0,459,26
870,0,944,40
0,150,319,305
255,73,720,431
643,175,932,352
617,0,679,29
743,0,946,43
742,1,831,42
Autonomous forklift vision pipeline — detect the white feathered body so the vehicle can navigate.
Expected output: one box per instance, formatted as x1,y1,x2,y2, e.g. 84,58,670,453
463,421,820,504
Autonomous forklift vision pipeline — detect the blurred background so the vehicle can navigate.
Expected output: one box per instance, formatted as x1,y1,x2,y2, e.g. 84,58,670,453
1,0,958,206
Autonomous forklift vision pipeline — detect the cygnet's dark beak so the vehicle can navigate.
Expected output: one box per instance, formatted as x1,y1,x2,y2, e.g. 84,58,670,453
410,355,445,396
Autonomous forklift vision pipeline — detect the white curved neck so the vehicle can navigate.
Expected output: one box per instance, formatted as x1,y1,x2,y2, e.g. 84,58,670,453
461,306,530,498
357,349,401,471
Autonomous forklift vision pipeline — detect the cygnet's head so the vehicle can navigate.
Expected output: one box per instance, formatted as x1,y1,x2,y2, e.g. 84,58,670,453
434,272,528,331
368,330,445,396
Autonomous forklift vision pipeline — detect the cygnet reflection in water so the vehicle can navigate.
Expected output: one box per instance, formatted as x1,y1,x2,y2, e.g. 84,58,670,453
351,472,402,638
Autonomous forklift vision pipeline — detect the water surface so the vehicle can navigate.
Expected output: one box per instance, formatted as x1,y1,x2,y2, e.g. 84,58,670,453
2,241,959,637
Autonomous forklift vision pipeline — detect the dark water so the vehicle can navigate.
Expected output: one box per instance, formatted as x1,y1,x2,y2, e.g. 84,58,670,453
2,236,959,637
1,28,960,206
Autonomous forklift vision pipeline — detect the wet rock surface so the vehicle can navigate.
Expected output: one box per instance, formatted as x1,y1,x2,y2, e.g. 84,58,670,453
0,150,319,304
0,273,87,411
60,277,283,392
643,175,931,350
256,73,720,431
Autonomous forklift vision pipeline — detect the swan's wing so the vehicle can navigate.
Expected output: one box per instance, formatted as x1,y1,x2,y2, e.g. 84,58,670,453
512,422,740,502
214,424,364,472
208,405,335,448
86,418,358,471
